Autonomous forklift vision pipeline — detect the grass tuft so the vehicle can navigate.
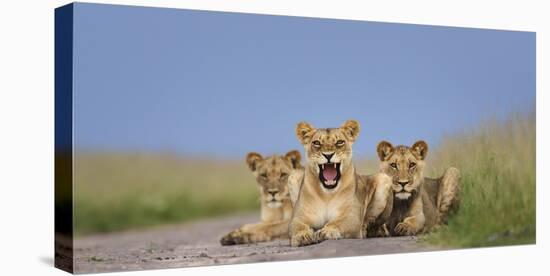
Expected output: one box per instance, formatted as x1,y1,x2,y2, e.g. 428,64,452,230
423,112,535,247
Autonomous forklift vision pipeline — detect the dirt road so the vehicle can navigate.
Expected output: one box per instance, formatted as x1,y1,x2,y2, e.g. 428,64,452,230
73,213,440,273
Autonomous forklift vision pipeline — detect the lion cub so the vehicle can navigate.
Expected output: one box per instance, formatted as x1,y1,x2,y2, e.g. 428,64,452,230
220,150,302,245
289,120,392,246
375,140,460,236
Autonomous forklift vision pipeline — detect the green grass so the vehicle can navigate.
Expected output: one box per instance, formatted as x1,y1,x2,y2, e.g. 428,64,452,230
423,112,536,247
74,154,259,235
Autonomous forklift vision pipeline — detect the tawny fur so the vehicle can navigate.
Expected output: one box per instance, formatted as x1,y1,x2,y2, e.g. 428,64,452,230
220,150,303,245
372,140,460,236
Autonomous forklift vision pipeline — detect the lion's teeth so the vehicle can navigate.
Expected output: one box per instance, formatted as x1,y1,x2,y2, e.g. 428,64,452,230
322,164,325,169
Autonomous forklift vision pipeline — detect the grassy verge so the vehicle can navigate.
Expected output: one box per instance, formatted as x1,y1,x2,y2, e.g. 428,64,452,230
74,154,259,236
423,113,535,247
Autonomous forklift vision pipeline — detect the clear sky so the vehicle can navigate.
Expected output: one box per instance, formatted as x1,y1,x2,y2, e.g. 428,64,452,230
72,3,535,159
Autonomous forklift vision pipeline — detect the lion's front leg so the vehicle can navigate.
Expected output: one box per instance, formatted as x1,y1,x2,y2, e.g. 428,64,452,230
314,224,343,242
316,208,363,242
394,197,425,236
290,219,317,247
394,214,425,236
220,220,289,246
220,228,254,245
362,173,393,238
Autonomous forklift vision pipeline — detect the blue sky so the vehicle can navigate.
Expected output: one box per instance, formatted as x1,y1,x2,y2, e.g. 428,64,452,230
72,3,535,159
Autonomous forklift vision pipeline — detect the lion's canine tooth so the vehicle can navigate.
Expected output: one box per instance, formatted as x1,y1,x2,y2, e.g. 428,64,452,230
322,164,325,170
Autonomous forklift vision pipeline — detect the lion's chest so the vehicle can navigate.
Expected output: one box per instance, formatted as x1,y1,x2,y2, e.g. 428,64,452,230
262,203,291,222
309,197,348,230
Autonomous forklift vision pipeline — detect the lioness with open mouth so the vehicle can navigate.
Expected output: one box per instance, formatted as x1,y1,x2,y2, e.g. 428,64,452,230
288,120,392,247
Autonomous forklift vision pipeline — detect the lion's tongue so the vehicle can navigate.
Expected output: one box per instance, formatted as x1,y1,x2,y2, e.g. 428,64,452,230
323,164,337,181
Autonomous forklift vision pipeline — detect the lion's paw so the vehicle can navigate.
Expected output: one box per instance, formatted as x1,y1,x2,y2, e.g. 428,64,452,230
220,229,250,246
365,224,390,238
290,229,316,247
394,222,416,236
314,226,342,242
377,224,391,237
361,224,369,239
362,217,377,238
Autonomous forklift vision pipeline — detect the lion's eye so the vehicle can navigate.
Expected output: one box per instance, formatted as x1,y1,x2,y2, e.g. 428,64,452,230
390,163,398,169
260,173,268,179
336,140,345,147
409,162,416,169
280,173,288,179
312,141,321,147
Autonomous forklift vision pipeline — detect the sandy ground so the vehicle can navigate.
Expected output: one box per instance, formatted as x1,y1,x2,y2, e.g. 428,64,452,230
73,213,441,274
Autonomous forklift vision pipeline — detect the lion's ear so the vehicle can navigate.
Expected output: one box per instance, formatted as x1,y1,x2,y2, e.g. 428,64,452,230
246,152,263,172
296,122,315,145
284,150,302,169
411,140,428,160
341,120,360,142
377,141,394,161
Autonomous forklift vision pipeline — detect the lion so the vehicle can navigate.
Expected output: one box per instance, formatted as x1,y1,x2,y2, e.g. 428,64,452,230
288,120,393,247
374,140,460,236
220,150,303,245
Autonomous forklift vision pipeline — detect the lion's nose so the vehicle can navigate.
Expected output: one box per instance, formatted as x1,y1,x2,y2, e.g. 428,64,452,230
268,190,278,196
322,153,334,162
397,180,410,187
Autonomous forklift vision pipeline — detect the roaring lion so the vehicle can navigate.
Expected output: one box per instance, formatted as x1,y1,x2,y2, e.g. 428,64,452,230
220,150,302,245
288,120,392,247
375,140,460,236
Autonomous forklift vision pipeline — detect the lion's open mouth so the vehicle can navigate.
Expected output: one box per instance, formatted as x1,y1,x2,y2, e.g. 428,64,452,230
318,163,341,189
